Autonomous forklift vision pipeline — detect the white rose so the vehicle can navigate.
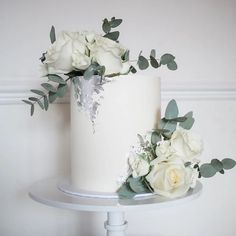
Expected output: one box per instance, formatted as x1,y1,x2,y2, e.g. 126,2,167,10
89,35,126,75
43,31,87,74
146,158,195,198
171,127,203,162
128,154,150,178
153,140,173,164
72,50,91,70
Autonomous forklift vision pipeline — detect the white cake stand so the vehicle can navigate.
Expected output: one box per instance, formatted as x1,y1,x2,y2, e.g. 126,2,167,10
29,178,202,236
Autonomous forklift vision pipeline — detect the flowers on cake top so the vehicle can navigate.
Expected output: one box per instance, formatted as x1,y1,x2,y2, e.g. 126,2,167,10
23,17,177,115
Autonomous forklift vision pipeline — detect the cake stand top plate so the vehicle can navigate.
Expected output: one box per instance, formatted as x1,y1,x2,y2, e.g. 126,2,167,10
29,178,202,212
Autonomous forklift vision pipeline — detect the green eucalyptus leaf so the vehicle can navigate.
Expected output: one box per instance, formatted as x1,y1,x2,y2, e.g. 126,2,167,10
102,18,111,33
211,159,223,172
180,111,195,130
128,177,150,194
104,31,119,41
50,25,56,44
37,100,44,110
48,74,66,84
110,18,122,28
150,56,159,68
168,116,187,122
219,169,225,174
117,183,136,199
48,91,57,103
138,55,149,70
31,89,45,96
199,163,217,178
22,100,33,105
150,49,156,58
160,54,175,65
57,84,68,98
28,97,38,102
151,131,161,145
123,50,130,61
43,96,49,111
167,61,178,70
97,65,105,76
130,66,137,73
84,66,95,80
41,83,57,93
30,104,34,116
164,121,177,135
165,99,179,119
222,158,236,170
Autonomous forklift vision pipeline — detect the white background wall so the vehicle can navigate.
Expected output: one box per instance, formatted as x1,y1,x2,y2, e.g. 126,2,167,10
0,0,236,236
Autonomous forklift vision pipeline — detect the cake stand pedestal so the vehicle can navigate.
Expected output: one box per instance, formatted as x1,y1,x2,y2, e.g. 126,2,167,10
29,178,202,236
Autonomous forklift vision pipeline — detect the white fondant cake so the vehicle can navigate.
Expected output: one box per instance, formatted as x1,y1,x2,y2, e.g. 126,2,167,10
70,74,161,193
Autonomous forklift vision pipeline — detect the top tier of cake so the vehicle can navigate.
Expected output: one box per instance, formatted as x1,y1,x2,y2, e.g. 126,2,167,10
70,74,161,193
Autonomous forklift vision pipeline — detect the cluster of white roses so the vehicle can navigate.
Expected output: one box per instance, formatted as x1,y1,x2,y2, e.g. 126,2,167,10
128,127,203,198
42,31,131,76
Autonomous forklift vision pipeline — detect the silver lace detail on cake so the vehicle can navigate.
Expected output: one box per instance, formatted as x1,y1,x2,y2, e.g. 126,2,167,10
72,76,105,125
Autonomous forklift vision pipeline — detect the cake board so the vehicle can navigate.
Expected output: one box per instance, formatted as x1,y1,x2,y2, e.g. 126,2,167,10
29,178,202,236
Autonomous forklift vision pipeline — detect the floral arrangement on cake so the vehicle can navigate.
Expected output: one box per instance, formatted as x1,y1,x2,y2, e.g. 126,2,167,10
22,17,177,117
22,17,235,199
117,99,235,198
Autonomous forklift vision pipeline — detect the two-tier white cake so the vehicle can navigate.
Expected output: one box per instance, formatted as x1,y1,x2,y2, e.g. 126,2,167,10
70,74,161,193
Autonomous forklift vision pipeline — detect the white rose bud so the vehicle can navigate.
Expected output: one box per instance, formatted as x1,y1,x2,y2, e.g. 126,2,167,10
146,158,195,198
153,140,173,164
120,61,131,74
129,155,150,178
171,127,203,162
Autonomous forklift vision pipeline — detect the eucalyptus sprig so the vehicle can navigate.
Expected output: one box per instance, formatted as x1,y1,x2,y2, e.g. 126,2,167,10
23,17,178,115
102,17,122,41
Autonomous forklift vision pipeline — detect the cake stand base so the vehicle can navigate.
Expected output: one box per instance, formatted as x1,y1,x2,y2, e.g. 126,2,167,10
105,212,127,236
29,178,202,236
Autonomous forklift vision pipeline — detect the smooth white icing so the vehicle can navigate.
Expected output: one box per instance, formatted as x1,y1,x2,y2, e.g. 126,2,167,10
70,74,161,192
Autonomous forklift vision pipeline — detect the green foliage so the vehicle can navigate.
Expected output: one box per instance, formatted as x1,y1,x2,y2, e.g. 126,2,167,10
200,158,235,178
179,111,195,130
130,66,137,73
211,159,223,172
30,104,34,116
41,83,57,93
102,18,111,33
50,25,56,44
110,17,122,28
222,158,236,170
102,17,122,34
22,100,33,105
127,177,151,194
123,50,130,62
43,96,49,111
138,55,149,70
117,183,136,199
57,84,68,97
165,99,179,119
167,61,178,70
48,91,57,103
150,56,159,68
199,163,217,178
48,74,66,84
151,131,161,145
150,49,156,58
160,54,177,71
104,31,120,41
31,89,45,96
